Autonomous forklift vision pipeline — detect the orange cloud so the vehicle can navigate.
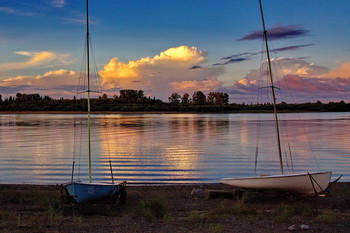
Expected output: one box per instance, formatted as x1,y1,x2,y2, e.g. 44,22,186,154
1,69,77,87
0,51,75,72
99,45,208,88
98,45,223,99
320,62,350,78
171,78,222,93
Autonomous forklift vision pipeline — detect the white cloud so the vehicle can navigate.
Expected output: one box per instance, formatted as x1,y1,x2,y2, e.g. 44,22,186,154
51,0,66,8
0,51,76,72
99,45,224,99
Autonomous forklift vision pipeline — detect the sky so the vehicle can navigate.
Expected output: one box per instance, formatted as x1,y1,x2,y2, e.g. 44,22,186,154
0,0,350,103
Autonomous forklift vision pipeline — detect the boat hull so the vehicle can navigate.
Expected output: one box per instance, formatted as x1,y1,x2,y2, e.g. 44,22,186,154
63,182,124,204
221,171,332,195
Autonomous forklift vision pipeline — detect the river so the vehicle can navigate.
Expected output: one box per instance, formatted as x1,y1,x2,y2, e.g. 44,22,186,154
0,112,349,184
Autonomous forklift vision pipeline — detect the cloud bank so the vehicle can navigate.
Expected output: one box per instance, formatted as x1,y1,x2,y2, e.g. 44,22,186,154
229,58,350,103
1,46,350,103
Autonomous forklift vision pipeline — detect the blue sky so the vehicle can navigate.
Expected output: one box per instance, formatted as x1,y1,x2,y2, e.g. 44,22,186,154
0,0,350,103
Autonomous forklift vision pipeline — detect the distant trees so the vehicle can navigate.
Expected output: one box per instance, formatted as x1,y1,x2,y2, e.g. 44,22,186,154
168,90,229,105
1,90,349,112
192,91,206,105
181,93,190,104
15,93,50,101
168,93,181,104
207,92,229,105
115,89,146,103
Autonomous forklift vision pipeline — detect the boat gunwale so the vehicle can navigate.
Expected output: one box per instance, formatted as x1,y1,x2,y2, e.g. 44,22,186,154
63,181,124,187
221,171,332,182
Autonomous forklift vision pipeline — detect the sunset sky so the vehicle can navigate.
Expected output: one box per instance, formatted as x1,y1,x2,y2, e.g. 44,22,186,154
1,0,350,103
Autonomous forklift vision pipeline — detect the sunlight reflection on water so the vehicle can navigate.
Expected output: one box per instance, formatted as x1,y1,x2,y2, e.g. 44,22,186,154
0,112,349,184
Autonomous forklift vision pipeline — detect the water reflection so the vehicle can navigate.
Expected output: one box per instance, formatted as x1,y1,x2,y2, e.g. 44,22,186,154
0,113,349,184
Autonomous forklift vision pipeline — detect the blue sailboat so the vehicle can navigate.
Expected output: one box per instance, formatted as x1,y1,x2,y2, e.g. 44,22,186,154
62,0,125,204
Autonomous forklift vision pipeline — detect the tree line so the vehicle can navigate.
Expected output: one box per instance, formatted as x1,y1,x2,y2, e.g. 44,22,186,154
0,90,349,112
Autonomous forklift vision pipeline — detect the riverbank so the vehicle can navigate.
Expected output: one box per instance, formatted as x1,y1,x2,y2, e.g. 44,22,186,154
1,183,349,232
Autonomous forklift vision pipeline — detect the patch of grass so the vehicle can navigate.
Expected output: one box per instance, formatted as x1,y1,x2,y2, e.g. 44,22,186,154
291,202,314,217
315,211,337,223
210,223,224,233
135,196,166,221
272,202,315,222
0,209,14,221
232,201,255,215
43,197,64,223
187,211,208,224
272,203,294,222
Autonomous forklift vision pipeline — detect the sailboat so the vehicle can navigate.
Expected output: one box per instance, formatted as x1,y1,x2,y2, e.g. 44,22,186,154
62,0,125,204
221,0,332,195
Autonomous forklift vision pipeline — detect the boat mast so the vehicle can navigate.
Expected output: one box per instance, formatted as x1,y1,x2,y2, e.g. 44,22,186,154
86,0,92,182
258,0,284,174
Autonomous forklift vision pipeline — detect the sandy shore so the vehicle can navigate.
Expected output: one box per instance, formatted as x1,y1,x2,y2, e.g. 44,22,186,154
0,182,349,233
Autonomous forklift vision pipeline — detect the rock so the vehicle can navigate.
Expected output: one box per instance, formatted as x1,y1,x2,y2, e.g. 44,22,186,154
300,224,310,230
191,188,205,198
288,224,297,231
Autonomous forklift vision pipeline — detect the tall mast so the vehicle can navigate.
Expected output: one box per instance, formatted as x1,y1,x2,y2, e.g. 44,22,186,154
86,0,92,182
258,0,284,174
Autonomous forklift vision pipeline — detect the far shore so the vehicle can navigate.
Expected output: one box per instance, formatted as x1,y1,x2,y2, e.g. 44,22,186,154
0,110,330,115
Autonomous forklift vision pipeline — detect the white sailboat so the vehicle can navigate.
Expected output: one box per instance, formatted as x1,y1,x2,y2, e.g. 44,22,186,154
221,0,332,195
62,0,125,204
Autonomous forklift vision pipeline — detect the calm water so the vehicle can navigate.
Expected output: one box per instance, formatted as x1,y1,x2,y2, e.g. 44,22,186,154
0,112,349,184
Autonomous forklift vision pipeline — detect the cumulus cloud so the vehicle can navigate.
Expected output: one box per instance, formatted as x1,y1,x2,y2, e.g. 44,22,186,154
99,45,224,99
0,51,75,72
229,58,350,103
0,69,78,97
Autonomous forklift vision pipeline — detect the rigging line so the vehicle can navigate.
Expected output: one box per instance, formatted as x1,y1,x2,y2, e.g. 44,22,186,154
259,0,284,174
288,143,294,172
97,77,115,183
84,22,115,182
271,45,321,171
88,37,103,93
267,41,296,171
71,118,78,182
77,40,87,95
255,38,266,174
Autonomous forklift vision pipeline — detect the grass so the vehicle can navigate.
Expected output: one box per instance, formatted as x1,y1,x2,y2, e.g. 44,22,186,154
135,195,166,221
0,209,14,221
187,211,209,224
210,223,224,233
43,197,64,222
315,211,337,223
188,200,257,225
272,202,315,222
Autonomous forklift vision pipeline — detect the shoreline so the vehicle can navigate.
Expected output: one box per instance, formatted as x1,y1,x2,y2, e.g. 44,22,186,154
1,182,349,232
0,110,335,115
